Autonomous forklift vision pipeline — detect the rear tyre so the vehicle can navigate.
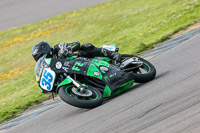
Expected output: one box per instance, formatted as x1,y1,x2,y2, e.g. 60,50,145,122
121,54,156,83
58,85,103,109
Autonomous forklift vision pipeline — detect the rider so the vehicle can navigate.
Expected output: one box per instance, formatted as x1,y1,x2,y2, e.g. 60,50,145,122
32,41,121,62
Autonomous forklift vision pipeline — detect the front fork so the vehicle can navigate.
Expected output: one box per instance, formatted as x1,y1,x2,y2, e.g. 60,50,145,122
67,75,85,92
62,66,85,92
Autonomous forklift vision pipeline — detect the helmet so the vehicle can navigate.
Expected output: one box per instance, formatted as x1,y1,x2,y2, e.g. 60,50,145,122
32,41,52,61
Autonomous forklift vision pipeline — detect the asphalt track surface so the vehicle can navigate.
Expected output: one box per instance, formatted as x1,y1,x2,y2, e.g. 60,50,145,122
2,29,200,132
0,0,107,31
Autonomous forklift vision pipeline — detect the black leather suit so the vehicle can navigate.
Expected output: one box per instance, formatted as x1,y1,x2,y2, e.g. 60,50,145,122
53,42,121,62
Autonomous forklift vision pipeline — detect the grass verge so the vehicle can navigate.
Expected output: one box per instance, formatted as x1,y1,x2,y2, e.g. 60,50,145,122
0,0,200,123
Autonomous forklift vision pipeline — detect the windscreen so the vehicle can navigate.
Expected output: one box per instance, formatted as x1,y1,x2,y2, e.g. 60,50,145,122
34,54,47,82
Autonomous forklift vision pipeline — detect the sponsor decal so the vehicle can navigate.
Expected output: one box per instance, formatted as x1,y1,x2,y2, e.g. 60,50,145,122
64,61,70,67
100,66,109,72
55,61,62,69
97,60,101,63
94,71,100,77
62,66,69,72
72,62,84,71
62,62,70,72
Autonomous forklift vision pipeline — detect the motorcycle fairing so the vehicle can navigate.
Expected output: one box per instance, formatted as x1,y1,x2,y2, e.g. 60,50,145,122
101,64,135,97
87,59,135,97
49,57,135,96
40,68,56,91
56,77,72,92
49,57,91,75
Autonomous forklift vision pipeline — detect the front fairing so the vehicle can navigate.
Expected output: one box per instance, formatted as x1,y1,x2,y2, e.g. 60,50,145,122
35,55,56,91
48,57,134,96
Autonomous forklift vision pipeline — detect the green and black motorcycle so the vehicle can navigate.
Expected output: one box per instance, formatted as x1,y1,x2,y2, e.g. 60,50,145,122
34,45,156,108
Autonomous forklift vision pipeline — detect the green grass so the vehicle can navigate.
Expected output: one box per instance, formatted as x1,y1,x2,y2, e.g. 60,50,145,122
0,0,200,123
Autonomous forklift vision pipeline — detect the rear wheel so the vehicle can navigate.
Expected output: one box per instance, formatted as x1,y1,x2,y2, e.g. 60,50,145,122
58,85,103,109
121,54,156,83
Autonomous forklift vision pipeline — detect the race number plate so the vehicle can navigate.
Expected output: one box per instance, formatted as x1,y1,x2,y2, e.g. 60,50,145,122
40,68,56,91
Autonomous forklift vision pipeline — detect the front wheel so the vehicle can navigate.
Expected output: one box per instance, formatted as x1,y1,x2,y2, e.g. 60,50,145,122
58,85,103,109
121,54,156,83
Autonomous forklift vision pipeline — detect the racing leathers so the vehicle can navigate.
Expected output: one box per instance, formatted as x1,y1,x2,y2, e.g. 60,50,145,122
53,42,121,62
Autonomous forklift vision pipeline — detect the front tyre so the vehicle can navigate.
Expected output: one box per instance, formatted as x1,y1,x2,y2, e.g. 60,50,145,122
58,85,103,109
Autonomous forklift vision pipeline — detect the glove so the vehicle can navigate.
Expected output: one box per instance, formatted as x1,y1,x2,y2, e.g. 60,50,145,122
58,43,72,57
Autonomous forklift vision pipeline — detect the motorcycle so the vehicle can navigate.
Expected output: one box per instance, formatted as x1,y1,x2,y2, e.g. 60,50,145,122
34,45,156,108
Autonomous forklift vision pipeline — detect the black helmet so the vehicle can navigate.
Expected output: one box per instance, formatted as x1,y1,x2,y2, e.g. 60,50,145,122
32,41,52,61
